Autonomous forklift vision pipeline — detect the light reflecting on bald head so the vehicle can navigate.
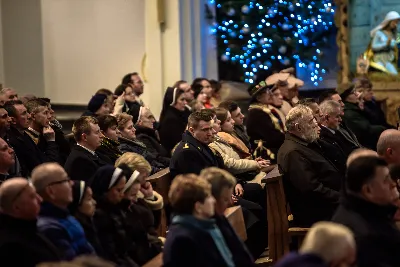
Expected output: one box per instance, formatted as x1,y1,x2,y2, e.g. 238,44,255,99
377,130,400,164
31,163,66,194
0,178,29,212
346,148,378,167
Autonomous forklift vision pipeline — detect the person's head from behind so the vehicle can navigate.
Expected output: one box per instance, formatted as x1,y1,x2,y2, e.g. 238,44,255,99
0,137,15,173
91,165,126,204
0,106,11,133
122,72,144,96
97,115,120,142
319,100,343,130
200,167,236,215
174,80,194,101
219,100,245,126
215,107,234,134
192,78,213,101
4,100,30,130
346,148,378,168
87,94,110,116
115,113,136,140
31,163,73,208
169,174,215,219
346,156,398,205
25,98,51,129
68,181,96,218
115,152,152,185
202,108,220,134
188,111,215,144
115,84,136,103
286,105,320,143
299,222,356,267
0,88,18,105
377,129,400,165
73,116,102,151
162,87,187,112
0,178,42,220
297,98,323,123
120,167,141,203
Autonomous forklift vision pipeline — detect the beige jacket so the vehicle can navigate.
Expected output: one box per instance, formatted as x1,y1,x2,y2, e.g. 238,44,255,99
209,136,259,175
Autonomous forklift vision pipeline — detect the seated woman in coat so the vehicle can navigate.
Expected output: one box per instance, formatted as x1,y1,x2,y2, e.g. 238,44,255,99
96,115,123,164
163,174,235,267
115,113,168,173
209,108,269,185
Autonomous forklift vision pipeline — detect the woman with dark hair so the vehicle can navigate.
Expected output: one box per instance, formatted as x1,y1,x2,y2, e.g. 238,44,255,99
191,78,213,109
91,165,139,267
113,84,141,115
68,181,105,258
96,115,123,164
159,87,190,155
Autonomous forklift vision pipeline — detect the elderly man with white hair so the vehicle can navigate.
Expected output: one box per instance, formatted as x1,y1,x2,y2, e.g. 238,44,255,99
275,222,356,267
277,105,343,227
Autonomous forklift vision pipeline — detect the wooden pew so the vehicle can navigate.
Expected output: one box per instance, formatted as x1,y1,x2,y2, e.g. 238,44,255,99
143,206,247,267
262,166,309,263
147,168,171,237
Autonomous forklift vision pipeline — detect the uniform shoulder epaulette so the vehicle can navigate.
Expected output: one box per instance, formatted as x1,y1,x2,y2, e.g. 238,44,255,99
183,143,189,149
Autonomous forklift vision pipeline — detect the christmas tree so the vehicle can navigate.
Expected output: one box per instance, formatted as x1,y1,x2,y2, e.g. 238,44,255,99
211,0,335,86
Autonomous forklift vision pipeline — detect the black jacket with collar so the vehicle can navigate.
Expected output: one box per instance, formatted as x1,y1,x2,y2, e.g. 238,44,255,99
8,127,59,177
135,125,170,159
0,213,61,267
332,194,400,267
277,133,343,227
64,145,109,182
170,131,225,179
320,124,359,158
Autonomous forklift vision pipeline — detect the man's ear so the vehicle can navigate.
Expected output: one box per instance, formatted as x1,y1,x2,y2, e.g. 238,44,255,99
188,126,195,135
361,183,372,198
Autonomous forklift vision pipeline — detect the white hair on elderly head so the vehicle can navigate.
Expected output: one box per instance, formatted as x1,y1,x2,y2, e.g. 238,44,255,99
319,100,341,116
285,104,314,132
300,221,355,263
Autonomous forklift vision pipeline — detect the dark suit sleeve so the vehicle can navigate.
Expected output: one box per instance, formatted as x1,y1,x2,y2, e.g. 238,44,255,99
163,236,198,267
174,149,204,175
65,157,97,181
246,109,285,150
285,150,340,202
344,110,386,141
43,141,60,163
10,138,41,176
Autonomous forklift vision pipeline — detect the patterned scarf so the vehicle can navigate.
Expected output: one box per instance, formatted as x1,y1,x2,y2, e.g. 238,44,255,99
101,137,122,159
248,103,287,132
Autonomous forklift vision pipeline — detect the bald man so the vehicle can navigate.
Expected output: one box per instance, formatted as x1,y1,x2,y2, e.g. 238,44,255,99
346,148,378,167
0,178,60,266
377,129,400,164
32,163,94,260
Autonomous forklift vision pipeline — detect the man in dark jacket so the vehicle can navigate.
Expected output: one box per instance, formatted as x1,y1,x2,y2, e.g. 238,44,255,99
277,105,342,227
5,100,59,177
32,163,94,260
0,178,61,266
332,156,400,267
64,116,108,181
170,111,224,178
338,83,386,149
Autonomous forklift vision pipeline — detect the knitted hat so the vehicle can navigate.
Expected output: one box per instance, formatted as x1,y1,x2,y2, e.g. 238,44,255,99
91,165,125,200
68,180,90,214
129,103,144,124
88,94,108,113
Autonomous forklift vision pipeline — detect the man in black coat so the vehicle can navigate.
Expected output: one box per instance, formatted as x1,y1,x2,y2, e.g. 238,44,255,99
332,156,400,267
0,178,61,266
277,105,343,227
5,100,59,177
170,111,224,179
64,116,108,182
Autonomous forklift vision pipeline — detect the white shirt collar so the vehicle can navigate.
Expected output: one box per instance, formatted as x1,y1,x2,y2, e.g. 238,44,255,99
77,143,96,155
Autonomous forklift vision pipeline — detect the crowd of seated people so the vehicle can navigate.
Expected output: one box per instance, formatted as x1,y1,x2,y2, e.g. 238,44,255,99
0,71,399,267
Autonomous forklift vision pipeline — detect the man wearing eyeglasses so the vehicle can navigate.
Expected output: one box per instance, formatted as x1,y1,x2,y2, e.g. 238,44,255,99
0,178,61,266
32,163,94,260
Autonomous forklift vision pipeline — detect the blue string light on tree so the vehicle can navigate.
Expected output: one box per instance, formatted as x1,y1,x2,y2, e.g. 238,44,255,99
211,0,335,86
